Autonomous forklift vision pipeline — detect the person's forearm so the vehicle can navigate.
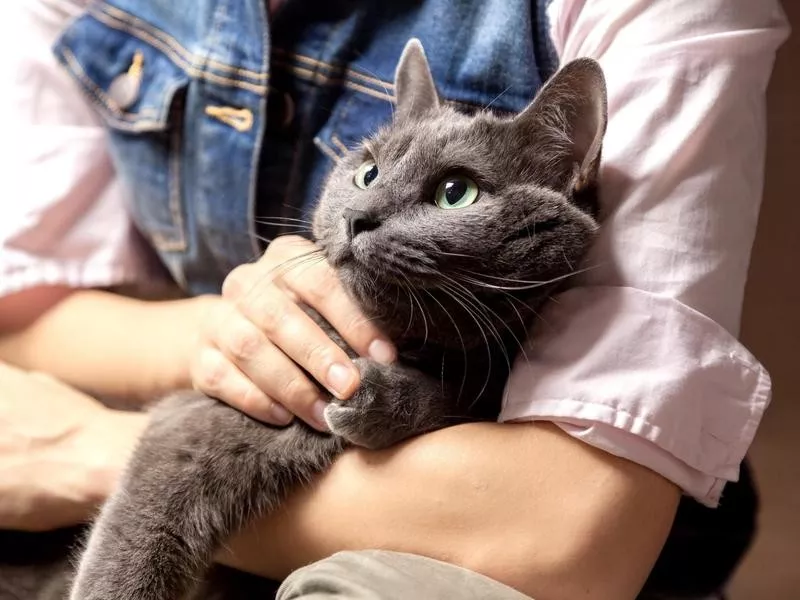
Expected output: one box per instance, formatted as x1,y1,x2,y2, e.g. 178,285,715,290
0,360,150,531
221,423,679,600
0,288,218,402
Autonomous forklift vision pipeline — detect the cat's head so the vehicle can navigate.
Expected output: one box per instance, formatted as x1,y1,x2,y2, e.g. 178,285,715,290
313,39,607,349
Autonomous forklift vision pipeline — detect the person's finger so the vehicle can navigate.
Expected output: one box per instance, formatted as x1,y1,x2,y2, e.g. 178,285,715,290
211,306,331,429
233,282,361,401
221,263,261,300
276,247,396,365
191,345,294,427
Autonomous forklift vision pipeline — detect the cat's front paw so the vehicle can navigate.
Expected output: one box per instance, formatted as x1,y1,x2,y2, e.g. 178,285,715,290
324,358,441,449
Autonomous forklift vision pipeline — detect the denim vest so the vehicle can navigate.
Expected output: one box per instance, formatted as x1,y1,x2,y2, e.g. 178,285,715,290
54,0,557,295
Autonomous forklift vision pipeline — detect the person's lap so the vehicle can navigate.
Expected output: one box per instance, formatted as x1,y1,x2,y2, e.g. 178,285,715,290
271,549,724,600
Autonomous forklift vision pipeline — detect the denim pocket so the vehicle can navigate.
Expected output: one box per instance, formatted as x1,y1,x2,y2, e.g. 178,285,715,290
312,73,509,167
313,87,394,163
54,13,191,251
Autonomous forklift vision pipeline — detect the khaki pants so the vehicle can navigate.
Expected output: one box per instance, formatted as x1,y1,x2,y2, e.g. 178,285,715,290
277,550,533,600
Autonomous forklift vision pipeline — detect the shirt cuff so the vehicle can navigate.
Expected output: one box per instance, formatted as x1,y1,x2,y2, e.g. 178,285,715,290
0,257,158,298
500,286,770,507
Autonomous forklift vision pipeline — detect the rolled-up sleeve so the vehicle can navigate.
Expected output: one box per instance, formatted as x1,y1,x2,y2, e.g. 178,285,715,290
501,0,789,506
0,0,160,298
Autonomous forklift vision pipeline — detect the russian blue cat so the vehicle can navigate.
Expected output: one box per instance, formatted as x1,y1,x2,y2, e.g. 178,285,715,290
60,38,607,599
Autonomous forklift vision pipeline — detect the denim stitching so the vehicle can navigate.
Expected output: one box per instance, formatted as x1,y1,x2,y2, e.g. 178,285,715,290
95,3,267,82
161,109,188,251
272,49,396,92
270,58,487,110
313,136,343,164
280,16,346,221
88,7,268,95
60,47,170,130
330,135,350,156
343,80,394,103
271,60,396,102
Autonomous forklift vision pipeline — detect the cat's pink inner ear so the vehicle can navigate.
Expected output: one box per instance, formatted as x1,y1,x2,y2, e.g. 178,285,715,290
394,38,441,122
514,58,608,186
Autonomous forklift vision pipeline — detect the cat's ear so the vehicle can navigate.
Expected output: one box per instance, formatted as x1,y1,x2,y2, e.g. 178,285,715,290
394,38,441,122
514,58,607,192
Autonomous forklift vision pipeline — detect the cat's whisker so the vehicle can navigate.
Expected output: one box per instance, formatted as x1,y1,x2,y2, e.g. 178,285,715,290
423,288,469,405
441,281,515,376
442,276,529,363
271,250,326,278
529,306,551,330
437,283,493,408
455,269,547,285
436,249,477,260
441,278,504,341
561,250,574,271
454,265,597,291
526,220,536,247
216,249,325,321
501,294,531,347
400,285,416,338
254,226,312,235
344,54,396,119
483,84,514,111
253,216,313,225
401,273,429,347
280,203,308,215
253,231,312,246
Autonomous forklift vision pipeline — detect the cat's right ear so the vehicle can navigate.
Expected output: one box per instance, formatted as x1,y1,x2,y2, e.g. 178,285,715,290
514,58,607,193
394,38,441,122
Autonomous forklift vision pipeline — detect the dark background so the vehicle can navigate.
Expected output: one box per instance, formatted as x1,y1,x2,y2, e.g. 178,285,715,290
730,2,799,597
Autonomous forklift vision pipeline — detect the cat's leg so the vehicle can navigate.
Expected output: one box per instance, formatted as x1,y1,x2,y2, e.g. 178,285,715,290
324,358,458,450
69,391,342,600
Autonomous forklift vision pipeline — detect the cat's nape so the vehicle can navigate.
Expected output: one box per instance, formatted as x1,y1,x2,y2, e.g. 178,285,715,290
56,38,607,600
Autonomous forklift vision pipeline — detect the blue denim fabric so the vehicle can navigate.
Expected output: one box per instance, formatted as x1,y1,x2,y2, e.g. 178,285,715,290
53,0,557,294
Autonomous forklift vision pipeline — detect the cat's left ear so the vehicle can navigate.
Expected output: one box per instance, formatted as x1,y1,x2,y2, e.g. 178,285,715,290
514,58,607,193
394,38,441,122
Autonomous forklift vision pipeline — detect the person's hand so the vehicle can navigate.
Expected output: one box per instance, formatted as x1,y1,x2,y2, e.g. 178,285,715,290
0,363,147,531
191,236,395,430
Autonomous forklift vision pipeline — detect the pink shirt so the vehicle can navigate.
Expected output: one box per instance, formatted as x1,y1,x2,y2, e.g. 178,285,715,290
1,0,790,507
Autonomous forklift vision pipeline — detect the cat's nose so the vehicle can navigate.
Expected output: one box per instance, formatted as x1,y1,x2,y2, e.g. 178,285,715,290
344,208,381,240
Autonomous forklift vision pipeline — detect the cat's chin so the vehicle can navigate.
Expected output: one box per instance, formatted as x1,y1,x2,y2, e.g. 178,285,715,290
334,262,380,300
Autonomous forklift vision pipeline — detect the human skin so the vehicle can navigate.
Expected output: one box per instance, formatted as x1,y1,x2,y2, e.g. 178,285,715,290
0,373,678,600
0,237,678,598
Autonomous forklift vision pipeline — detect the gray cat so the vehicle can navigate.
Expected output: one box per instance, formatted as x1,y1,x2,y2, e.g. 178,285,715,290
65,39,607,599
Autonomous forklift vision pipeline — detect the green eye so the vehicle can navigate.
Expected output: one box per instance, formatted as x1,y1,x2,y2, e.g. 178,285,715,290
354,160,379,189
435,176,479,209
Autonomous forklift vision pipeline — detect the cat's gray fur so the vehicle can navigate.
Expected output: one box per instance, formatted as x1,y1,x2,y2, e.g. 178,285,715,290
1,39,607,600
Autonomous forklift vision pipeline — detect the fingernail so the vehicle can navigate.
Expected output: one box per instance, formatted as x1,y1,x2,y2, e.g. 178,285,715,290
269,403,294,425
368,339,396,364
327,363,356,398
312,400,330,431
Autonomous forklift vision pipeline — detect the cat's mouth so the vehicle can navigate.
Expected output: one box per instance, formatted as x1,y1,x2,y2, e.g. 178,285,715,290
326,243,355,269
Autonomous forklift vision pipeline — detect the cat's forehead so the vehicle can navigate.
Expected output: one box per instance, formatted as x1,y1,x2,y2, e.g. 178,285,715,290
368,108,507,165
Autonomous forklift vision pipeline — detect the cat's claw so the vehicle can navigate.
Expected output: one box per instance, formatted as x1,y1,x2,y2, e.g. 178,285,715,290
323,357,447,450
323,404,370,446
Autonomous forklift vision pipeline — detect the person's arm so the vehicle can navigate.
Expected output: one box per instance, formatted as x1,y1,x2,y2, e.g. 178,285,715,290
224,423,679,600
210,0,788,596
0,361,148,531
0,287,217,402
